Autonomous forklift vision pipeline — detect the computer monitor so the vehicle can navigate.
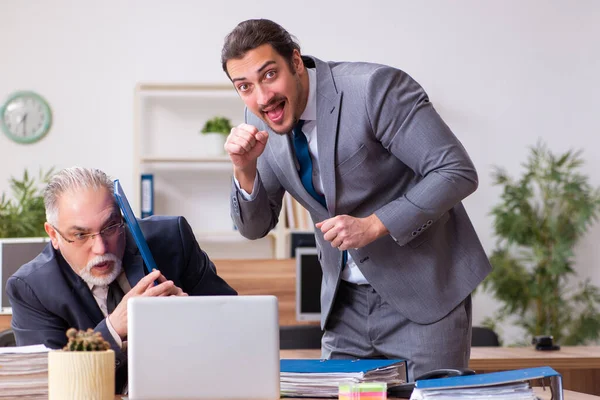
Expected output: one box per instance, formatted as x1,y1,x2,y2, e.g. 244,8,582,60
289,231,316,258
295,247,322,322
0,238,49,312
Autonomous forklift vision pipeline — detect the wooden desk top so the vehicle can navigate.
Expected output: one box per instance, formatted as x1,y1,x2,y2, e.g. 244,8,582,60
281,347,600,370
113,388,599,399
469,346,600,370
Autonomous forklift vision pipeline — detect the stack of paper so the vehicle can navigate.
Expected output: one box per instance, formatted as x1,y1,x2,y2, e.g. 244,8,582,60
410,367,563,400
280,359,407,398
0,345,50,399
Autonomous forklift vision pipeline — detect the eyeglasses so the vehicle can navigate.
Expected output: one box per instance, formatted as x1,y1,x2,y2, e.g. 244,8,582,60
52,221,125,246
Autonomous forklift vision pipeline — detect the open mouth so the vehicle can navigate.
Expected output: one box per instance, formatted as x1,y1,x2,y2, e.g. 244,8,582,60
262,100,286,124
93,261,112,272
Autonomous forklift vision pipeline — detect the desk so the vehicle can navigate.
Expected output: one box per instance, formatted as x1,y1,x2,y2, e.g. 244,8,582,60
282,348,600,396
112,388,599,399
0,313,10,331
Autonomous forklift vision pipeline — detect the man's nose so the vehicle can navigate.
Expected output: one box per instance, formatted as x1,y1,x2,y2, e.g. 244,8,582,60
256,86,273,108
90,233,108,254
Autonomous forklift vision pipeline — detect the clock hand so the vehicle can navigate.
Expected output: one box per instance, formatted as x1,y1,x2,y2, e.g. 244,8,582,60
22,113,28,136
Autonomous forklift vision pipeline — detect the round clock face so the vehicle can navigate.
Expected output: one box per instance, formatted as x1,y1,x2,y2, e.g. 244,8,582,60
1,91,52,144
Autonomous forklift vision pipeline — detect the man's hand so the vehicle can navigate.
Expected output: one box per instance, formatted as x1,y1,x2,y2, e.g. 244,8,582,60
108,269,188,339
224,123,269,192
315,214,388,251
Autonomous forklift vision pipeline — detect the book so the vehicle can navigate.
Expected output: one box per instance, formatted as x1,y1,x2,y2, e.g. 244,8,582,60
114,179,158,275
140,174,154,218
410,366,563,400
280,359,407,398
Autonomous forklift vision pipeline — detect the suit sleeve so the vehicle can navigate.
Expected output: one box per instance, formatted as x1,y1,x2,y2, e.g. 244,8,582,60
366,66,479,246
229,107,286,240
8,275,127,367
7,276,70,349
176,216,237,295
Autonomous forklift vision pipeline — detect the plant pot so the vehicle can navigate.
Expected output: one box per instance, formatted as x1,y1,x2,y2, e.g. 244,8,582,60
48,349,115,400
202,132,228,156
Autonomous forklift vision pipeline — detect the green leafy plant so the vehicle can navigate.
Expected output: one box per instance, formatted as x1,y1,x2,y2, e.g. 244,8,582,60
481,141,600,345
63,328,111,351
201,116,232,135
0,168,53,238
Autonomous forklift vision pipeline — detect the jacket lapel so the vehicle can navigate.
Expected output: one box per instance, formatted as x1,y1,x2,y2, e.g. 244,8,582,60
266,119,329,213
313,57,342,216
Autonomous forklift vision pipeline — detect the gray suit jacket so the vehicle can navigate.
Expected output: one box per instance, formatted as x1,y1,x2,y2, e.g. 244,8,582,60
230,56,491,327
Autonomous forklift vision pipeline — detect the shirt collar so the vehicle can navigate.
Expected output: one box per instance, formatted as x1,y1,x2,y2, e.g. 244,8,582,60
299,67,317,122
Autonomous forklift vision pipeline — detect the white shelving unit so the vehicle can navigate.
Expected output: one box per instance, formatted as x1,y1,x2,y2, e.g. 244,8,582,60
133,83,293,259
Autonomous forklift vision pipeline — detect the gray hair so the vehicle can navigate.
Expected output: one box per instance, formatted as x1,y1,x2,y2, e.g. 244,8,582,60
44,167,115,225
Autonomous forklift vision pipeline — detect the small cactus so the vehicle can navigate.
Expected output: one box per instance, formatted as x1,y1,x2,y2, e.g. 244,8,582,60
62,328,111,351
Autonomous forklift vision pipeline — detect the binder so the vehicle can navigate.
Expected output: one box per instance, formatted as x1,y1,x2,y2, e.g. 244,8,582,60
280,358,406,375
280,359,407,398
140,174,154,218
412,366,563,400
114,179,158,276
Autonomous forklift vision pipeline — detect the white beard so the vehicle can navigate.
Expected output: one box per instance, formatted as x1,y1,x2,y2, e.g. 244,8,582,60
79,253,123,287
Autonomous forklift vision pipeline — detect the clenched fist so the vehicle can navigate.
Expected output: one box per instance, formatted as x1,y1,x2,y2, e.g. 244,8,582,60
225,123,269,193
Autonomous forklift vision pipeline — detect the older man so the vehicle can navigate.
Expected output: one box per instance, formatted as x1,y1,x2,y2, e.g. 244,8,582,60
6,166,236,392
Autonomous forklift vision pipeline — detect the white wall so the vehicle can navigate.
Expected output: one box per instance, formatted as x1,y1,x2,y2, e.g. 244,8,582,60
1,0,599,343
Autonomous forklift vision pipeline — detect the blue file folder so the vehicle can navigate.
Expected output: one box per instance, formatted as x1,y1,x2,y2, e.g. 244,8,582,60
280,359,406,375
414,366,563,400
140,174,154,218
114,179,158,276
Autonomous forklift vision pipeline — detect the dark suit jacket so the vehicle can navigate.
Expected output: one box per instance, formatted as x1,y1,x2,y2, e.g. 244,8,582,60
6,215,236,392
231,56,492,328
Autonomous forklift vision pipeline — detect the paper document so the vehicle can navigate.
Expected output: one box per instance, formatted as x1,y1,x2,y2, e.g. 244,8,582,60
0,345,50,399
280,359,407,398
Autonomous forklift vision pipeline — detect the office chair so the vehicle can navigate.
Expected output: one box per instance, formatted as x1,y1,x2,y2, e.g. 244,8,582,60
0,329,16,347
280,325,323,349
471,326,500,347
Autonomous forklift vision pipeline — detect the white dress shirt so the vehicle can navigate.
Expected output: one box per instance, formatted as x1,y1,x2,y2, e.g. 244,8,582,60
88,272,132,348
235,67,368,285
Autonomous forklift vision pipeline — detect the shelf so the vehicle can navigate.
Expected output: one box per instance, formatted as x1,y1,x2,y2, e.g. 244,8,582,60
133,82,300,259
141,156,231,163
140,156,232,171
194,230,280,240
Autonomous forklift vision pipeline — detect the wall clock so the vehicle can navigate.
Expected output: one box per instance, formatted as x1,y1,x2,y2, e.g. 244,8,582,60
0,91,52,144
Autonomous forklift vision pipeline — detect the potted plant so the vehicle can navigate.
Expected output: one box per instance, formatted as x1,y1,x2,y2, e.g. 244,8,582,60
0,168,53,238
48,328,114,400
481,141,600,345
200,116,232,156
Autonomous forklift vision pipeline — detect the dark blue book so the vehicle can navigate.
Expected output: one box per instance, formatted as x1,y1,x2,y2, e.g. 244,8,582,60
114,179,158,276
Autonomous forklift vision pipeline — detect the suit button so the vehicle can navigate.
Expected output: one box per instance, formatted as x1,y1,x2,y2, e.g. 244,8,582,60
115,359,121,367
411,231,418,236
427,220,433,225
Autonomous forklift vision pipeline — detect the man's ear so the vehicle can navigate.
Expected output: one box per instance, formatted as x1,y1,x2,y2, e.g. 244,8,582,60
45,222,59,250
292,49,304,74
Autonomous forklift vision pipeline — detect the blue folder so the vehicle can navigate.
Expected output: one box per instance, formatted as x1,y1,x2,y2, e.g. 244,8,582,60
280,358,406,375
114,179,158,275
414,366,563,400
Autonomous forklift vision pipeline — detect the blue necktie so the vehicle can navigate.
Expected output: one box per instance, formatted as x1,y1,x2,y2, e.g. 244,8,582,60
293,120,326,208
293,121,347,266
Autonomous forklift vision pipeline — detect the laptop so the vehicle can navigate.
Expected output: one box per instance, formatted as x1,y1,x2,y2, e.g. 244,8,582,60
128,296,280,400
